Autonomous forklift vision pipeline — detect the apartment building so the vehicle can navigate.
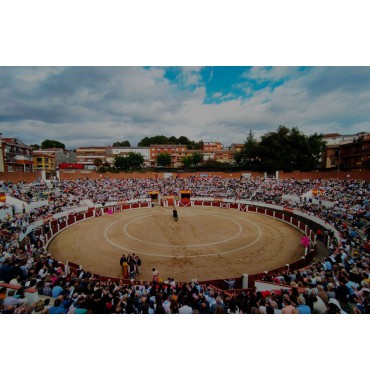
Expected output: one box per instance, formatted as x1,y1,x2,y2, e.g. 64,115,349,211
230,143,244,152
76,146,108,169
0,135,33,172
340,133,370,169
33,151,56,172
321,132,370,169
33,148,67,166
149,145,187,167
200,141,223,152
214,149,236,164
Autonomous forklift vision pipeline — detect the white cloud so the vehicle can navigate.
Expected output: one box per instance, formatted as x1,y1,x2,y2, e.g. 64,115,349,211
1,66,369,148
179,66,204,87
245,66,298,83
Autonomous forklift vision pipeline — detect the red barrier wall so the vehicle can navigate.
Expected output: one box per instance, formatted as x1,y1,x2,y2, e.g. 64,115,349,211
279,169,370,180
0,172,39,183
36,200,337,291
1,169,368,184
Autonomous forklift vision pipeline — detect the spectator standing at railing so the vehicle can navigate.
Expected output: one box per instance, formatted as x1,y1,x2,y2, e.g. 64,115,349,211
135,254,142,274
224,278,235,289
129,261,136,280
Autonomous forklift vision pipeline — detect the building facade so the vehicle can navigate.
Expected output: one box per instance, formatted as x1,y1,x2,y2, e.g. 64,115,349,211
76,147,108,169
322,132,370,169
230,143,244,152
32,148,76,169
214,149,236,164
0,135,33,173
33,151,56,172
200,141,223,152
339,133,370,169
149,145,187,167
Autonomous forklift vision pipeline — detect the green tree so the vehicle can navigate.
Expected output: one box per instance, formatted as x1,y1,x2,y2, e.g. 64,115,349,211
137,135,201,149
152,135,170,145
168,136,178,144
138,136,151,147
127,152,144,169
178,136,190,146
114,156,130,170
156,152,172,167
41,139,65,149
181,155,193,168
112,140,131,147
191,151,204,166
138,135,169,146
192,140,203,150
307,133,326,170
200,159,233,170
30,144,40,150
239,129,260,169
113,152,144,170
234,151,243,164
256,126,326,171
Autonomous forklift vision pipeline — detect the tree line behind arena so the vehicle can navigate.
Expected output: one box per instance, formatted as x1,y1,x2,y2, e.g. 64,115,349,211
29,126,326,173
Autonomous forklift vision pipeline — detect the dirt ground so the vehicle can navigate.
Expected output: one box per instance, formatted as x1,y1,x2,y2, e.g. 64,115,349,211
48,206,304,282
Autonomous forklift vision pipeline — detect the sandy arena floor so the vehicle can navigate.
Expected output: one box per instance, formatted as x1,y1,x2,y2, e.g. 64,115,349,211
48,206,304,282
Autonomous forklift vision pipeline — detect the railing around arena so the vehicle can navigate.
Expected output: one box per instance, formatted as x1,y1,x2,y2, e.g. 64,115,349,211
18,197,341,292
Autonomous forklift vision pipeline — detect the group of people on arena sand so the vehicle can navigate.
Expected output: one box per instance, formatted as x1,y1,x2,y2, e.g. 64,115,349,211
119,253,142,280
0,177,369,313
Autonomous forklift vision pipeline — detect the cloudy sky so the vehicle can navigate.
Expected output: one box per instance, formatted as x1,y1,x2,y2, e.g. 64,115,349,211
1,66,369,149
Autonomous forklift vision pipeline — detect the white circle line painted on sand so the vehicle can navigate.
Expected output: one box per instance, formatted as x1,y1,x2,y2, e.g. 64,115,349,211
122,212,243,247
104,210,263,258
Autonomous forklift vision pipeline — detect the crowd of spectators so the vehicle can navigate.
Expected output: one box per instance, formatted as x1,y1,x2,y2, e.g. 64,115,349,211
0,176,369,314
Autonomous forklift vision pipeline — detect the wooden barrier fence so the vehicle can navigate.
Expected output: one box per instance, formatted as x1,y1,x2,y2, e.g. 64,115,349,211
17,198,342,293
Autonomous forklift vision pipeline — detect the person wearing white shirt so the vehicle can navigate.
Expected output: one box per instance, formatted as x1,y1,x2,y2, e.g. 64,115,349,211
38,265,48,279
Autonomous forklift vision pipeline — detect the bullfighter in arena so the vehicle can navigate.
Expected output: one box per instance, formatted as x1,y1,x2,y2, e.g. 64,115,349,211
173,207,178,222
